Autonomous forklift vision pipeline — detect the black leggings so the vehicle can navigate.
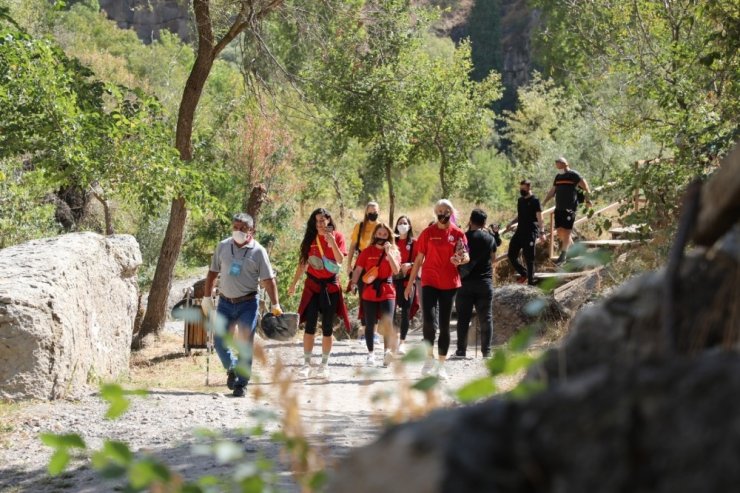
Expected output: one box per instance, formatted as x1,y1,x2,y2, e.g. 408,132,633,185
394,279,414,340
303,291,338,337
363,299,395,352
508,232,537,284
421,286,458,357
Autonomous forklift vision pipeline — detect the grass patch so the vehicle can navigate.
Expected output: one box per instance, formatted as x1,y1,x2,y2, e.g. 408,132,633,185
128,332,222,393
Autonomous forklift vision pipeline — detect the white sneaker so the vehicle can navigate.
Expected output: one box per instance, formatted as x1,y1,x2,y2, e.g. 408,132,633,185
421,359,436,377
383,350,393,367
437,364,449,382
298,364,312,378
315,364,329,379
396,343,406,355
366,353,375,366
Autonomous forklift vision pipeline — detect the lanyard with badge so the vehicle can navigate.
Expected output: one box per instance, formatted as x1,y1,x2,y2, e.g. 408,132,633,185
229,242,249,276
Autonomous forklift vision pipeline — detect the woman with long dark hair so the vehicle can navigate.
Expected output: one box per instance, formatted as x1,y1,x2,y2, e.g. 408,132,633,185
288,208,350,379
404,199,469,380
393,215,419,355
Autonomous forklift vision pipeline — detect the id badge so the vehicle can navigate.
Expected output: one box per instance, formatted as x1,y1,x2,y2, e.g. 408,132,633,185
229,260,242,276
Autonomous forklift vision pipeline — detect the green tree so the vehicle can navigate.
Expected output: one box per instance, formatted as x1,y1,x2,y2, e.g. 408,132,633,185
0,18,186,238
532,0,739,221
409,40,501,197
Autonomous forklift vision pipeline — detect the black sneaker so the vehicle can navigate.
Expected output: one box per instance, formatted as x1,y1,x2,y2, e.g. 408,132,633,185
481,351,491,359
554,252,566,265
453,349,466,358
226,369,236,390
232,384,246,397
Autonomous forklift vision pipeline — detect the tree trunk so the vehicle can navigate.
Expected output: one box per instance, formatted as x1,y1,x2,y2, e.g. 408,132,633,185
246,184,268,227
439,149,449,198
385,160,395,226
90,188,114,235
134,16,217,347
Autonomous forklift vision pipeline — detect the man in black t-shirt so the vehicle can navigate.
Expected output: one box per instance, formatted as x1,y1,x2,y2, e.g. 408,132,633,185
454,208,501,358
505,180,546,285
543,157,592,264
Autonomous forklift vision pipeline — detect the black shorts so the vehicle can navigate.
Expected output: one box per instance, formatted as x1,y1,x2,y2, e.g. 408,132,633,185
554,209,576,230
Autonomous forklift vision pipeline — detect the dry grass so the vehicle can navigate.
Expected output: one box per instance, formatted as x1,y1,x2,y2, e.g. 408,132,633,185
128,332,222,392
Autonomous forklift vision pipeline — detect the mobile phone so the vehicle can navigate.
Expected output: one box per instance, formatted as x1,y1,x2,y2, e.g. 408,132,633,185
326,224,334,233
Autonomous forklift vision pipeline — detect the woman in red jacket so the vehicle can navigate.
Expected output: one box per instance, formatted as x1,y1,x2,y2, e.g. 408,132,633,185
288,208,350,380
405,199,469,381
393,215,420,355
350,223,401,367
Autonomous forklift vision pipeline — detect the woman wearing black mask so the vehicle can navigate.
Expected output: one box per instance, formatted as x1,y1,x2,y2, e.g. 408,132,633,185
350,223,401,367
404,199,469,380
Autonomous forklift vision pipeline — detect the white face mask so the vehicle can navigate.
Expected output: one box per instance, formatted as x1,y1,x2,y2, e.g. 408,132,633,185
397,224,410,235
232,230,248,244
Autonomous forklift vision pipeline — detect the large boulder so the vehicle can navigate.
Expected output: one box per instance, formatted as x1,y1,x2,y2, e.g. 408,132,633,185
491,284,567,344
0,233,142,400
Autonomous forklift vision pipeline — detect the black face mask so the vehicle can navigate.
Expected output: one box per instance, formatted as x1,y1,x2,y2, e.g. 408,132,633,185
374,237,388,245
367,212,379,222
437,213,451,224
520,189,528,197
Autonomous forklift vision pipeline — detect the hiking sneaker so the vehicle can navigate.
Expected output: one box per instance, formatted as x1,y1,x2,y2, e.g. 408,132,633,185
226,369,236,390
554,252,567,265
437,364,449,382
315,364,329,379
421,359,436,377
232,384,246,397
366,353,376,367
481,351,492,359
453,349,466,359
396,343,407,355
383,350,393,367
298,364,312,378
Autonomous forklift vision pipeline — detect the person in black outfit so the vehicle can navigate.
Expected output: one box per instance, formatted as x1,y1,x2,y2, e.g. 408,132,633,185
505,180,546,285
543,157,592,264
454,209,501,358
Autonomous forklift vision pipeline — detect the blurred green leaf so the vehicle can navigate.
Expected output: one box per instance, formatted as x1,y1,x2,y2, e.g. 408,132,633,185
214,441,243,464
48,449,69,476
128,459,170,489
508,380,546,399
102,440,132,465
486,351,507,376
411,376,439,391
456,377,497,403
401,344,428,363
40,432,86,449
508,328,534,352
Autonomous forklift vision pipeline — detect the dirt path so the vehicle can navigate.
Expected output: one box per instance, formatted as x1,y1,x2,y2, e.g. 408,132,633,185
0,324,500,492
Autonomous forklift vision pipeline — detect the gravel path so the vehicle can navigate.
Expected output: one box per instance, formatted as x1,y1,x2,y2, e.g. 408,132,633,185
0,323,499,492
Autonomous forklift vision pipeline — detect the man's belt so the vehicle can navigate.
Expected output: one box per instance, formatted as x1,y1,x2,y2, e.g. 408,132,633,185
219,292,257,304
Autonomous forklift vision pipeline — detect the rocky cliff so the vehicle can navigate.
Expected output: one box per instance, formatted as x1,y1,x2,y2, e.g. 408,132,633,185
98,0,191,44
